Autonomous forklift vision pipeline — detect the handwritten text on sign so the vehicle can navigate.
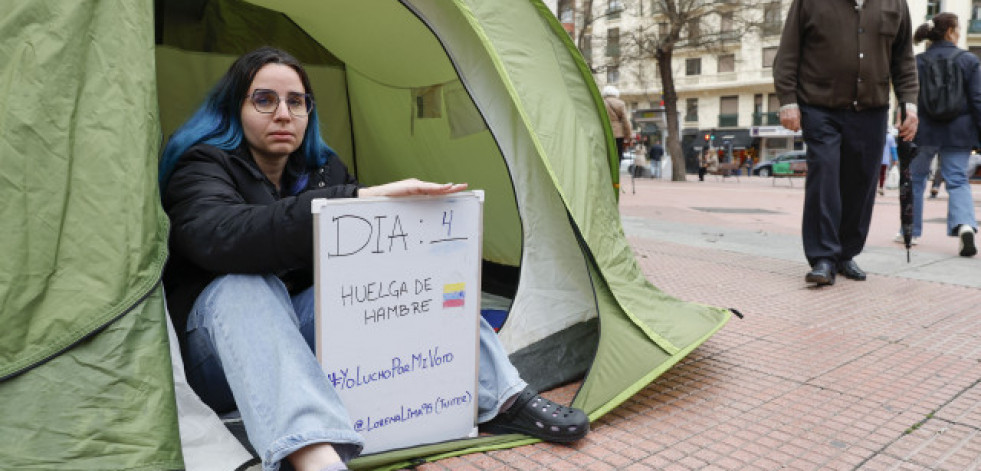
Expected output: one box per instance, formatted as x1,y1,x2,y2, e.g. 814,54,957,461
327,209,466,257
312,192,483,455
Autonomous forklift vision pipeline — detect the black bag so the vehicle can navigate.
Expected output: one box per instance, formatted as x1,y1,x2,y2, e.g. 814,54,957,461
918,49,967,122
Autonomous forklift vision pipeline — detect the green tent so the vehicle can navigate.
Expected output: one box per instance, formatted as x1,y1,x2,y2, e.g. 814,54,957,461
0,0,730,469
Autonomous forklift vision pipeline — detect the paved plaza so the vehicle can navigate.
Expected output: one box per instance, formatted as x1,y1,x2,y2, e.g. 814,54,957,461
414,175,981,470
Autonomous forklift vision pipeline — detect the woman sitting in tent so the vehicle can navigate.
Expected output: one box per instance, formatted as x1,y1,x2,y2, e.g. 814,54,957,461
159,46,589,471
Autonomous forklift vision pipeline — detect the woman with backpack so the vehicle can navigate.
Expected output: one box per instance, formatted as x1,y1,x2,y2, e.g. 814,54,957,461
904,13,978,257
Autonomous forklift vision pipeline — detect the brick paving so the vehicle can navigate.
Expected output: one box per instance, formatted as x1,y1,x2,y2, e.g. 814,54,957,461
410,177,980,470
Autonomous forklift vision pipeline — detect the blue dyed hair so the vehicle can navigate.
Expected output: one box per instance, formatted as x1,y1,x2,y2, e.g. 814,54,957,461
159,46,335,194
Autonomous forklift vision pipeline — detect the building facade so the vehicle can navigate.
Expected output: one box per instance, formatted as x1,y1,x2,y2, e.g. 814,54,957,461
554,0,976,166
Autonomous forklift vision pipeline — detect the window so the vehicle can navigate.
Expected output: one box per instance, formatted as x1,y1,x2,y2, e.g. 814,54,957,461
753,94,767,125
720,12,734,40
719,96,739,126
607,65,620,83
720,96,738,112
581,35,592,63
769,137,788,149
763,3,782,36
608,0,623,19
762,46,778,68
717,54,735,73
558,0,574,23
767,94,780,112
926,1,941,18
685,98,699,121
658,22,669,37
688,19,700,41
686,58,701,75
606,28,620,57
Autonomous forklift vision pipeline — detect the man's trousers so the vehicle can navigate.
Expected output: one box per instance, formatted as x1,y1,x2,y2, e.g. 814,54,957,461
799,104,888,267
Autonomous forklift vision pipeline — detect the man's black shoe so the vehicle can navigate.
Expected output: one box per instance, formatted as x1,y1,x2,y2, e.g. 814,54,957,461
837,259,867,280
805,260,835,286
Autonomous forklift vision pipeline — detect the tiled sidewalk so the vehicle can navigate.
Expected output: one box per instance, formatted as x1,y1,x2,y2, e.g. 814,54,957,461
414,177,981,470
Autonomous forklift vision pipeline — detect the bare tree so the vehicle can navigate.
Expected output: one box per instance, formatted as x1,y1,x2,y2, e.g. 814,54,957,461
572,0,641,73
589,0,774,181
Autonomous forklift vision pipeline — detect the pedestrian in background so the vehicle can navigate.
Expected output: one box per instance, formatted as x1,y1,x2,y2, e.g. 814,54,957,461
894,13,977,257
929,156,944,197
698,147,716,182
602,86,632,161
879,132,898,195
648,140,664,179
773,0,919,286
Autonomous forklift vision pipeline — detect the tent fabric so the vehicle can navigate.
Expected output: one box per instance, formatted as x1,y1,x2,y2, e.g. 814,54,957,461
1,0,730,469
0,1,181,469
167,309,255,470
0,289,183,470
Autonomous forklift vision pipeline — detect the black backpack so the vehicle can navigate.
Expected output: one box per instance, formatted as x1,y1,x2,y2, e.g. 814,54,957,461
918,49,967,122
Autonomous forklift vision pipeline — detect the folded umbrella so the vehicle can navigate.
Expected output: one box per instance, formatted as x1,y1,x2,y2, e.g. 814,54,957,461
896,106,917,263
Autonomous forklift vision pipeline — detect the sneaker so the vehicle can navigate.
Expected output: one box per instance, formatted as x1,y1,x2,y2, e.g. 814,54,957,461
929,188,939,198
893,233,919,245
878,188,884,195
958,225,977,257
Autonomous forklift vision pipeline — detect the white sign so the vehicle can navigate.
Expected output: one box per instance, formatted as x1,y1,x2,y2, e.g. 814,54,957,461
311,192,483,455
750,125,802,137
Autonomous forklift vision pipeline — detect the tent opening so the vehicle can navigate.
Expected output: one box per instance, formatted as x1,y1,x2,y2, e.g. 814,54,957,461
155,0,528,324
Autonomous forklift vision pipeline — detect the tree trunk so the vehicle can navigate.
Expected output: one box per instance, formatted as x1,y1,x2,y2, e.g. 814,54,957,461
658,51,687,181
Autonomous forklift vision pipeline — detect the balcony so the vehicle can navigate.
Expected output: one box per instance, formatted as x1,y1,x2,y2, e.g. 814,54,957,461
970,19,981,34
762,22,782,37
718,114,738,127
719,30,740,43
752,112,780,126
673,69,773,89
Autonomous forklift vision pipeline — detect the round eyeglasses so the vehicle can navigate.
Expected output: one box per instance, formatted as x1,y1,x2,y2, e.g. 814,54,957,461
248,89,314,117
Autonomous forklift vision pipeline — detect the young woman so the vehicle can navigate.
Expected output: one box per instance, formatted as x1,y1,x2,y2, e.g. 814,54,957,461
903,13,978,256
160,47,588,471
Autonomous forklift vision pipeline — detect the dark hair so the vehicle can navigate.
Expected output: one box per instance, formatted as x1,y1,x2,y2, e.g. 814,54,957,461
159,46,336,193
914,12,958,45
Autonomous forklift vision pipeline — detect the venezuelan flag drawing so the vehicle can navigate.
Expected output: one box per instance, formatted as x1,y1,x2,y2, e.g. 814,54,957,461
442,282,465,308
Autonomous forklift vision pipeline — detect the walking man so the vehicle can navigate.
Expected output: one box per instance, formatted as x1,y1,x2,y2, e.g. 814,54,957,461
773,0,919,286
648,140,664,179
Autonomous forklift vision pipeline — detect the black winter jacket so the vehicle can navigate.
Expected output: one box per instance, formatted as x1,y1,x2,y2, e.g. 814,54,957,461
162,144,360,341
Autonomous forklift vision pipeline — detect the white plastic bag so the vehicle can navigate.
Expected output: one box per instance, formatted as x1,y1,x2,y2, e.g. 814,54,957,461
885,164,900,189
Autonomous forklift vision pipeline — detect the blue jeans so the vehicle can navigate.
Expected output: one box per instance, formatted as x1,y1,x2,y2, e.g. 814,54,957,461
909,146,978,237
184,274,526,471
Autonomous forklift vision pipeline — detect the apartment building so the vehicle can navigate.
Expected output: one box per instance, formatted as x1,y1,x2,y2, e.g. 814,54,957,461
554,0,976,167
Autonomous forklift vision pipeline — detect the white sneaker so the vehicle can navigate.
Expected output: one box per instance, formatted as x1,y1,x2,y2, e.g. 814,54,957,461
894,233,919,245
958,225,977,257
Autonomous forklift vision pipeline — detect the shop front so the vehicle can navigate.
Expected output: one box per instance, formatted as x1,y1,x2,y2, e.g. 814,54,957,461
750,125,805,162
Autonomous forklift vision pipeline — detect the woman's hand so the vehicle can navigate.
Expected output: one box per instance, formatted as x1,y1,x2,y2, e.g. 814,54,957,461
358,179,468,198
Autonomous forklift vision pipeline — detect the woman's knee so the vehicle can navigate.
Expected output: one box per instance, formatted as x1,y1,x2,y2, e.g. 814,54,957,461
941,166,968,187
196,274,296,325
